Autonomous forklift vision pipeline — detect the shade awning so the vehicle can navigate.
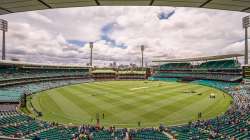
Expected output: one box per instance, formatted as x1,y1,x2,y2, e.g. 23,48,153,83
152,54,244,63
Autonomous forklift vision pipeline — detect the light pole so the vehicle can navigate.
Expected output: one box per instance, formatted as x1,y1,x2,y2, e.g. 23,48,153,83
89,42,93,66
243,16,250,65
141,45,145,68
0,19,8,60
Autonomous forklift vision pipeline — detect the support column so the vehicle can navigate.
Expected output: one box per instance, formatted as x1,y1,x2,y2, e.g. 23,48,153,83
2,31,5,60
90,42,93,66
245,27,248,65
142,49,144,68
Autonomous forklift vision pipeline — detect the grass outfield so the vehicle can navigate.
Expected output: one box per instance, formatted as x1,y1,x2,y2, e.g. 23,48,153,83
27,81,232,128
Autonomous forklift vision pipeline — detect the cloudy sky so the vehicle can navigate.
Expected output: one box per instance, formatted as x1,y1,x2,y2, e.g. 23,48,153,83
0,6,249,66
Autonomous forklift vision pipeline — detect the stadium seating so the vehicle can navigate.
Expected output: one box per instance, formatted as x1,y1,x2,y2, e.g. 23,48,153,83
0,66,89,82
154,59,242,82
170,125,209,140
0,61,91,103
148,77,249,139
0,112,30,126
27,127,78,140
1,121,46,136
191,80,239,91
169,111,249,140
199,59,240,69
129,128,169,140
0,60,249,140
0,79,93,102
148,77,179,82
118,71,146,80
153,72,241,81
158,60,240,70
93,129,126,140
159,63,191,70
166,81,250,140
91,69,117,80
0,79,250,139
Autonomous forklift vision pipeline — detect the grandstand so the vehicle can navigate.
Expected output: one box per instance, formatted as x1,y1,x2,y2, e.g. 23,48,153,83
147,54,250,139
152,54,243,82
0,1,249,137
0,56,249,139
91,69,146,80
0,60,91,103
117,71,146,80
91,69,117,80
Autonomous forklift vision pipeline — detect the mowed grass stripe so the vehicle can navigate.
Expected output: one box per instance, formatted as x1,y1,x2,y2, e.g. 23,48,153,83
44,82,193,123
119,86,210,122
200,94,232,118
73,82,192,109
33,91,74,123
30,81,232,127
57,88,127,122
114,84,204,110
63,86,160,123
57,83,211,123
66,82,180,109
48,90,91,121
67,84,126,105
121,84,206,113
63,85,131,110
160,92,218,122
68,82,193,118
74,81,185,102
141,88,213,121
113,85,197,116
157,88,228,123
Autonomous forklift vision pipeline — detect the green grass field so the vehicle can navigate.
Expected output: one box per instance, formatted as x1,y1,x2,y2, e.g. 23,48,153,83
27,81,232,128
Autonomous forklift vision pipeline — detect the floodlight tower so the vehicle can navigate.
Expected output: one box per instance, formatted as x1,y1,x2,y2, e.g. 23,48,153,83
243,16,250,65
141,45,145,68
0,19,8,60
89,42,93,66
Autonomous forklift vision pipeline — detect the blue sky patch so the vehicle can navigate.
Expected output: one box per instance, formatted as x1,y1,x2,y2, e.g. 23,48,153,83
158,10,175,20
101,35,127,49
67,40,86,47
101,22,116,34
101,22,127,49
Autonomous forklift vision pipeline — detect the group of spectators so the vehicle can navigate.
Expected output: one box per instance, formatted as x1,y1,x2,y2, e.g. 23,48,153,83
71,125,166,140
173,83,250,140
71,125,127,140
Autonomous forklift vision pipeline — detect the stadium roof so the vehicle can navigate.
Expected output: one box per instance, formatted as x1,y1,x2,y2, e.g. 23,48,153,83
0,60,90,69
0,0,250,15
91,69,116,73
152,54,244,63
118,71,146,74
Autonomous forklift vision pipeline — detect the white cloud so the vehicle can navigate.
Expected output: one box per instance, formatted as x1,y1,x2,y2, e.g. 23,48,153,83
28,12,52,23
0,7,249,66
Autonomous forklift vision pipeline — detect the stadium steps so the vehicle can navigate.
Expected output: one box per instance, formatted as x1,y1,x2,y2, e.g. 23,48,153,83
229,76,243,81
130,130,169,140
26,127,78,140
1,119,31,128
93,129,126,140
170,126,209,140
23,126,54,139
162,131,174,139
0,114,31,126
0,121,45,137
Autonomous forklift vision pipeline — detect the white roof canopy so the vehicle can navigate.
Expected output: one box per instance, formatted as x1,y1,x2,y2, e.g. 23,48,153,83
152,54,244,63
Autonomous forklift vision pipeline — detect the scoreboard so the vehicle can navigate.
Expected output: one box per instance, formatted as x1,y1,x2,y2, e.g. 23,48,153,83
243,66,250,79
